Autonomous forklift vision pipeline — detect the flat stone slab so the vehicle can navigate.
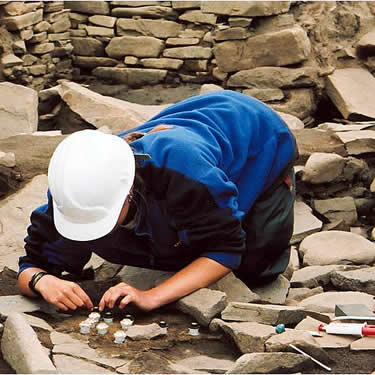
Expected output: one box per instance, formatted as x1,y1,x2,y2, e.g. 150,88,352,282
265,329,331,363
53,355,114,373
300,231,375,266
291,265,362,288
226,352,310,374
1,313,56,373
291,201,322,244
331,267,375,294
326,68,375,120
221,302,305,325
334,130,375,155
299,291,374,313
0,295,49,318
176,288,227,326
0,175,48,272
214,319,276,353
21,313,53,331
350,336,375,351
252,275,290,304
286,287,324,303
51,332,126,368
295,316,354,349
209,272,260,303
126,323,165,340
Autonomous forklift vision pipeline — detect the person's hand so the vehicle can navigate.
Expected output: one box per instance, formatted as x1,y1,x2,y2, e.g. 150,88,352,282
99,282,157,312
35,274,93,311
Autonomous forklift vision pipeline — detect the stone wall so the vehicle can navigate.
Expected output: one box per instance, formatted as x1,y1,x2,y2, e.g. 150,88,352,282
0,1,73,90
1,1,375,122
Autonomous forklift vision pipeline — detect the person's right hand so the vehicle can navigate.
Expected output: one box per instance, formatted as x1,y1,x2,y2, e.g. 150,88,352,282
35,274,93,311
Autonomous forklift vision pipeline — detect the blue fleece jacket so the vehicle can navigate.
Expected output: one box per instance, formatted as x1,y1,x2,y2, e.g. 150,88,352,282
19,90,296,277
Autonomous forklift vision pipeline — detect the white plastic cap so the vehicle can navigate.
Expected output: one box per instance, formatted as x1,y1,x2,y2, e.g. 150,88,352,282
48,129,135,241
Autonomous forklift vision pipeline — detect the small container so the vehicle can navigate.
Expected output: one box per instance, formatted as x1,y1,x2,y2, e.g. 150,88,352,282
120,318,133,330
103,311,113,324
188,322,200,336
159,321,168,335
79,320,91,334
96,322,109,335
125,314,135,323
87,318,97,329
92,306,100,313
88,312,101,323
114,330,127,344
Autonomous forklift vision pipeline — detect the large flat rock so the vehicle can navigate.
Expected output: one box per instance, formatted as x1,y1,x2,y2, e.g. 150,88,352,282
300,231,375,266
326,68,375,120
0,82,38,139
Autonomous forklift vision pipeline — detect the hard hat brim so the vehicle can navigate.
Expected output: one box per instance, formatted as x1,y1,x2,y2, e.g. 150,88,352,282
52,187,130,242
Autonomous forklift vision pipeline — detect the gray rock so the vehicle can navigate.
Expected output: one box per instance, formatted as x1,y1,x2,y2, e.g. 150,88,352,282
300,231,375,266
331,267,375,294
199,84,224,95
1,313,56,373
228,66,318,89
85,26,114,37
34,21,51,33
214,27,253,41
252,275,290,304
126,323,165,340
302,152,346,184
53,355,114,374
221,302,305,325
52,332,126,368
88,15,117,28
299,291,374,313
44,9,70,23
48,18,70,33
291,201,322,244
0,82,38,139
73,56,118,69
291,265,361,288
226,352,310,374
0,151,15,167
0,175,48,272
335,130,375,155
313,196,358,225
243,88,284,102
295,316,354,349
201,2,291,17
176,288,227,326
117,18,183,39
166,37,200,46
58,81,169,134
265,330,331,363
174,355,234,374
218,320,275,353
93,67,168,87
106,36,164,58
277,112,305,130
2,8,43,31
111,6,178,19
326,68,375,120
179,10,217,25
287,287,324,304
21,312,53,331
209,272,260,303
28,42,55,55
214,26,310,73
70,37,104,57
140,58,184,70
163,46,212,59
64,1,110,15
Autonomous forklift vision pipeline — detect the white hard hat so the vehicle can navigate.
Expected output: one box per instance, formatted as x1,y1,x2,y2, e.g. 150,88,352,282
48,129,135,241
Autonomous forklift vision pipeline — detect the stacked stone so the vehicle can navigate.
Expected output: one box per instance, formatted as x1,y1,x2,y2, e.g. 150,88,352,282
0,1,73,90
65,1,316,120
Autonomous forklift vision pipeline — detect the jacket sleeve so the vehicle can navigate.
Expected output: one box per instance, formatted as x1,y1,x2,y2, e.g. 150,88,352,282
18,190,92,277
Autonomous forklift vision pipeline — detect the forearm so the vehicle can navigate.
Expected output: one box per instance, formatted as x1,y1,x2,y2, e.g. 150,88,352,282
146,257,231,309
18,267,48,297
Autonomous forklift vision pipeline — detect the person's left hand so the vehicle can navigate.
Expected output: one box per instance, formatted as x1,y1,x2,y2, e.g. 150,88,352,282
98,282,157,312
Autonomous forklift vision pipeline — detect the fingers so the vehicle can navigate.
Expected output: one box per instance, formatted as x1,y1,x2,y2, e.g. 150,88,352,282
99,283,135,311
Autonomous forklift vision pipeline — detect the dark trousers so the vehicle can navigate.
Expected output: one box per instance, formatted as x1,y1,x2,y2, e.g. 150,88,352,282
234,167,296,287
